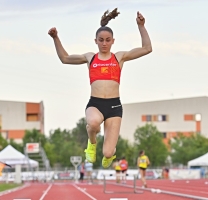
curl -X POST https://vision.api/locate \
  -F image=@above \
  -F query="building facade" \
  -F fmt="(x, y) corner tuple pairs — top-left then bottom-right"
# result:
(120, 96), (208, 144)
(0, 100), (44, 143)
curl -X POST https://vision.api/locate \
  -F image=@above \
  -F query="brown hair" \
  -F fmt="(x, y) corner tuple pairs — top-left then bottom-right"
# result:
(139, 150), (144, 156)
(96, 8), (120, 38)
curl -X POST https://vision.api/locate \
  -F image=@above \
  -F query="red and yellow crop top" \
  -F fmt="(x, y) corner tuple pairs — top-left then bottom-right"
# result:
(89, 53), (121, 84)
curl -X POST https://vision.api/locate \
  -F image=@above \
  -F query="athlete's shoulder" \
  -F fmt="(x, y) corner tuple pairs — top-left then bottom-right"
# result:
(115, 51), (126, 59)
(84, 52), (96, 63)
(84, 52), (96, 58)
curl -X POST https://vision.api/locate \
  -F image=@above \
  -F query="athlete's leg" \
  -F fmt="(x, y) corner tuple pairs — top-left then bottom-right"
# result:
(85, 107), (104, 144)
(84, 107), (103, 163)
(143, 170), (147, 187)
(116, 171), (121, 183)
(122, 170), (127, 183)
(102, 117), (121, 168)
(103, 117), (121, 158)
(140, 169), (147, 187)
(140, 169), (144, 185)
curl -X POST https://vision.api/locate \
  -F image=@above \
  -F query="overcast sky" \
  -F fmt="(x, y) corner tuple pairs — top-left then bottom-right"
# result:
(0, 0), (208, 136)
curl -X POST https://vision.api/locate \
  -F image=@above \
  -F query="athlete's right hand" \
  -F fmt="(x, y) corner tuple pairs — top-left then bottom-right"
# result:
(48, 27), (58, 38)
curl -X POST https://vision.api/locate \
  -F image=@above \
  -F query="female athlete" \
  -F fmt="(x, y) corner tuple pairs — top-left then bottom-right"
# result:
(48, 8), (152, 168)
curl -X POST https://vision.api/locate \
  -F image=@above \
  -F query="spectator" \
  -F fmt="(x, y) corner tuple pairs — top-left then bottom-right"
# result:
(85, 160), (93, 184)
(162, 167), (169, 179)
(79, 162), (85, 182)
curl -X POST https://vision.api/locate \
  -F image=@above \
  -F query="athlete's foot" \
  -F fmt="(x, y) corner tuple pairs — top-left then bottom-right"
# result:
(84, 139), (96, 163)
(102, 155), (116, 168)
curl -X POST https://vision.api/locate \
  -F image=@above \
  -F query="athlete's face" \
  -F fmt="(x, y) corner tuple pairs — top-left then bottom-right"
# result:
(95, 31), (114, 53)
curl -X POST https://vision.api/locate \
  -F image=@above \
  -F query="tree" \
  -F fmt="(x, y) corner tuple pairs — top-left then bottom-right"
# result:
(114, 136), (135, 167)
(71, 118), (89, 149)
(23, 129), (47, 147)
(170, 133), (208, 165)
(43, 142), (56, 167)
(48, 128), (84, 167)
(9, 139), (23, 153)
(0, 134), (8, 151)
(134, 123), (168, 167)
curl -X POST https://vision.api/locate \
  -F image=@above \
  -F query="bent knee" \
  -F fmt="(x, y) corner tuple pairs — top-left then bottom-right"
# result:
(87, 120), (100, 131)
(103, 149), (115, 158)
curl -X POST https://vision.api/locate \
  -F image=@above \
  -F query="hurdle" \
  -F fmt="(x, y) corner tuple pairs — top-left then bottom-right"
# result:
(103, 174), (143, 194)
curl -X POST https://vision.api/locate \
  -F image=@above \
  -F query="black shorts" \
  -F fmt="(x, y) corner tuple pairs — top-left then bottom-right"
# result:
(139, 167), (147, 171)
(121, 169), (127, 173)
(86, 96), (123, 121)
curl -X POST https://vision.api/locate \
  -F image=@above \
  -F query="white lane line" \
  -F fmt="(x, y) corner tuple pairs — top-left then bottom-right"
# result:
(13, 199), (31, 200)
(39, 184), (52, 200)
(107, 182), (208, 200)
(73, 184), (97, 200)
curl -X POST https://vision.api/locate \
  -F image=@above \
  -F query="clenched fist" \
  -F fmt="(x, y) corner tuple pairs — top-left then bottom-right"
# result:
(136, 12), (145, 26)
(48, 27), (58, 38)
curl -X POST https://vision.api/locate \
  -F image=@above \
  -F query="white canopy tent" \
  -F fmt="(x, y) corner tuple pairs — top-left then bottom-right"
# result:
(0, 145), (39, 168)
(188, 152), (208, 167)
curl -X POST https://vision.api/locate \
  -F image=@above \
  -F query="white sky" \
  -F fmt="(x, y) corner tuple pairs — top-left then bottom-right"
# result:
(0, 0), (208, 136)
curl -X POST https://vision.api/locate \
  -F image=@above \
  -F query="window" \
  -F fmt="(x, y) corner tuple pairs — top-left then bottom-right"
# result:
(27, 114), (39, 121)
(158, 115), (168, 122)
(162, 115), (166, 121)
(184, 114), (194, 121)
(142, 114), (168, 122)
(152, 115), (157, 121)
(162, 132), (167, 138)
(146, 115), (152, 121)
(142, 115), (146, 122)
(157, 115), (163, 121)
(195, 114), (201, 122)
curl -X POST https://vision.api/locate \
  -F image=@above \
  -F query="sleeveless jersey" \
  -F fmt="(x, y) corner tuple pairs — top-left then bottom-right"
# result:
(114, 162), (121, 171)
(120, 159), (128, 170)
(89, 53), (121, 84)
(138, 155), (148, 169)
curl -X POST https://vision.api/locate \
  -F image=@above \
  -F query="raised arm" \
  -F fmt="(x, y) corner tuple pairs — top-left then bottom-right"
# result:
(48, 27), (92, 65)
(116, 12), (152, 64)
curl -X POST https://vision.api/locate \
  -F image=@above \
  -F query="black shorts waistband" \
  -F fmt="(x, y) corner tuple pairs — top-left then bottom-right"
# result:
(90, 96), (120, 101)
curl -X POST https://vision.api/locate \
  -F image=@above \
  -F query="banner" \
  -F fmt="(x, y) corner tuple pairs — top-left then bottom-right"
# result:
(54, 172), (74, 180)
(169, 169), (200, 180)
(145, 169), (159, 179)
(26, 143), (40, 153)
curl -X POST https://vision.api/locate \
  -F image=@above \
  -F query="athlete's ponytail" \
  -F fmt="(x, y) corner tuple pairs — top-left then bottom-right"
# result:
(100, 8), (120, 27)
(96, 8), (120, 38)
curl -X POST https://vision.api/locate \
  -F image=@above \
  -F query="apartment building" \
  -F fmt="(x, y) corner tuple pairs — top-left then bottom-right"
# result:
(0, 100), (44, 143)
(120, 96), (207, 144)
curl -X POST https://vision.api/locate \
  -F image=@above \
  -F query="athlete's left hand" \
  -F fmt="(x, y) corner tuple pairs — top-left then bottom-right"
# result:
(136, 12), (145, 26)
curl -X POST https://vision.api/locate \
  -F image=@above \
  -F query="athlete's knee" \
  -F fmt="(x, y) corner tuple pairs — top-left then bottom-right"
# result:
(86, 119), (100, 132)
(103, 149), (115, 158)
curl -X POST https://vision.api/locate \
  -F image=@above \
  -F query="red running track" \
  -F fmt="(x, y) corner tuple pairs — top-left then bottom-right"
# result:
(0, 179), (207, 200)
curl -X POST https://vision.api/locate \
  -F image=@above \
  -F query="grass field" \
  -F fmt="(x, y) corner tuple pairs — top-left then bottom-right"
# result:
(0, 183), (23, 192)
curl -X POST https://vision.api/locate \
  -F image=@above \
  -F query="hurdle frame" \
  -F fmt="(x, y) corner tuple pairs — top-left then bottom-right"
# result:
(103, 174), (143, 194)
